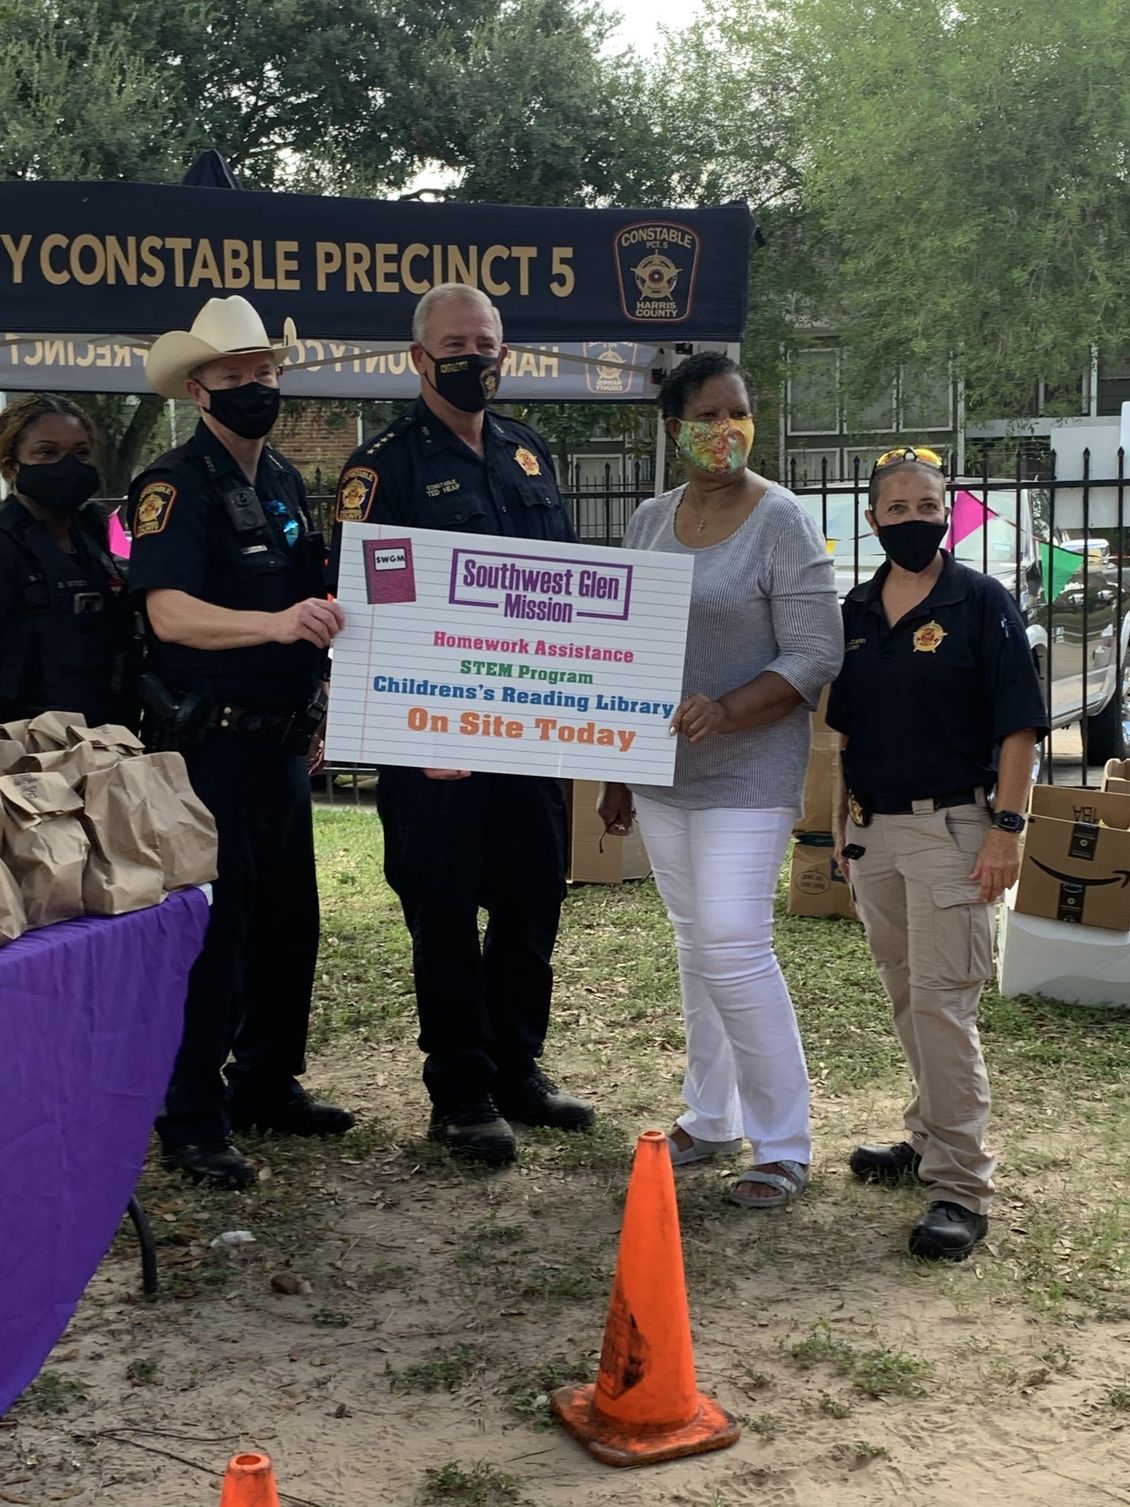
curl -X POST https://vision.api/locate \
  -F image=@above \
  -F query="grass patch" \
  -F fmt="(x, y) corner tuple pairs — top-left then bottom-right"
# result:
(20, 1372), (88, 1414)
(786, 1321), (931, 1398)
(389, 1344), (480, 1394)
(420, 1461), (522, 1505)
(125, 1358), (157, 1386)
(818, 1391), (852, 1418)
(504, 1355), (593, 1427)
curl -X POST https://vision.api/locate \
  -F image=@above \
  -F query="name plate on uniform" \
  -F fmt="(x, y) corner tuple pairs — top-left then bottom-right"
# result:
(327, 524), (692, 783)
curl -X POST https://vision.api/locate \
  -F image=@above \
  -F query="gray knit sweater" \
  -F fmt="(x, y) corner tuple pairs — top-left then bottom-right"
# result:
(624, 484), (844, 810)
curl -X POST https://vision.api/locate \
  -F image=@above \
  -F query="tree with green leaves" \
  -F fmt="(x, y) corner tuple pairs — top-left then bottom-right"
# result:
(780, 0), (1130, 418)
(1, 0), (672, 490)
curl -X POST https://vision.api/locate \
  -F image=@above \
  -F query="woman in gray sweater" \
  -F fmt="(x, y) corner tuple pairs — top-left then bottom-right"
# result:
(600, 353), (843, 1208)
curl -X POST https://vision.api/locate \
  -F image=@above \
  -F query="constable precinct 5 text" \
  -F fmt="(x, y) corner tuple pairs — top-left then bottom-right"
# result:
(0, 233), (575, 299)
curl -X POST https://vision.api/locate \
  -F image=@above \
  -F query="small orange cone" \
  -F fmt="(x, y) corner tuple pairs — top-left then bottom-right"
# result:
(218, 1452), (280, 1507)
(551, 1129), (740, 1467)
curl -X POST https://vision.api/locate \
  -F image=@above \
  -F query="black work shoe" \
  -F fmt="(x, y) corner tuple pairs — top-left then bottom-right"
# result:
(849, 1139), (923, 1185)
(495, 1068), (595, 1131)
(161, 1139), (254, 1190)
(429, 1098), (517, 1165)
(229, 1091), (355, 1137)
(909, 1200), (989, 1262)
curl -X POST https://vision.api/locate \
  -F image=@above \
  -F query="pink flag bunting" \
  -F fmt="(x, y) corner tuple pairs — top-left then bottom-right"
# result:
(107, 509), (131, 558)
(945, 489), (996, 550)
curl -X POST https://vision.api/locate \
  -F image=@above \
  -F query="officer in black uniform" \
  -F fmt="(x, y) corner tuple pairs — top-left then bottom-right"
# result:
(828, 446), (1048, 1261)
(0, 393), (137, 727)
(332, 282), (594, 1166)
(128, 295), (353, 1189)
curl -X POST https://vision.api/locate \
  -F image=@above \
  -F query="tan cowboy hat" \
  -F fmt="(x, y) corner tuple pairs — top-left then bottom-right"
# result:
(146, 295), (297, 398)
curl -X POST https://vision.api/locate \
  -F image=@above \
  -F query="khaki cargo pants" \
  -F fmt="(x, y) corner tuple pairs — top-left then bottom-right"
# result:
(848, 798), (996, 1214)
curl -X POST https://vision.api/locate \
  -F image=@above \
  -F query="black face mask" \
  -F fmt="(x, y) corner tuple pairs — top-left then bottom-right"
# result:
(878, 519), (948, 573)
(424, 351), (501, 413)
(15, 454), (101, 516)
(202, 380), (281, 439)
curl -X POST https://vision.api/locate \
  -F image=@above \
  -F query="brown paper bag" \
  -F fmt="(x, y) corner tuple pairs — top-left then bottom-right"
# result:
(138, 752), (218, 889)
(0, 720), (31, 746)
(80, 761), (167, 915)
(0, 854), (27, 945)
(12, 743), (122, 786)
(0, 772), (89, 927)
(0, 742), (25, 775)
(67, 723), (145, 759)
(26, 710), (88, 753)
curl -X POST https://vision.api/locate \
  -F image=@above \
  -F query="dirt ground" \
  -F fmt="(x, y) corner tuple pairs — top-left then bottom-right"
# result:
(5, 1020), (1130, 1507)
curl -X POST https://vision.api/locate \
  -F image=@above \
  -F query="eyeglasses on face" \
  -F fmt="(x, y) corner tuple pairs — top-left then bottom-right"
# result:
(871, 446), (945, 474)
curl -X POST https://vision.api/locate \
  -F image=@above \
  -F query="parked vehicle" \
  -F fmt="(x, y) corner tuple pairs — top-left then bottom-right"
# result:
(792, 481), (1130, 760)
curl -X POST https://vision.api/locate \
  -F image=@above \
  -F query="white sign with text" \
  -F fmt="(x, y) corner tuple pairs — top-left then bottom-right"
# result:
(326, 523), (693, 783)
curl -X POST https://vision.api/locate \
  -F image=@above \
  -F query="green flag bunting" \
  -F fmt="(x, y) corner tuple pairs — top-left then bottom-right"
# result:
(1038, 540), (1082, 601)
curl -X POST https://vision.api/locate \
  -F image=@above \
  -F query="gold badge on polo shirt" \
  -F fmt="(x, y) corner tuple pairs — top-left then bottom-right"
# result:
(913, 621), (947, 653)
(514, 446), (541, 477)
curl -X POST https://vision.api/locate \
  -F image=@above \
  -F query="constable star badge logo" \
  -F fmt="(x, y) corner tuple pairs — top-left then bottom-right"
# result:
(336, 467), (378, 524)
(912, 621), (947, 653)
(133, 481), (176, 537)
(613, 221), (700, 323)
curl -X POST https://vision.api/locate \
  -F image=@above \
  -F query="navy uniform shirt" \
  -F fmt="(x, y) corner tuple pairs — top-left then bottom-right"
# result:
(127, 420), (325, 713)
(0, 499), (133, 724)
(330, 398), (575, 580)
(825, 552), (1050, 804)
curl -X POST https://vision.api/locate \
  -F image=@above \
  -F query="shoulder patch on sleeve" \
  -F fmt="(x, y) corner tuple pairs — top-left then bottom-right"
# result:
(335, 466), (379, 523)
(133, 481), (177, 538)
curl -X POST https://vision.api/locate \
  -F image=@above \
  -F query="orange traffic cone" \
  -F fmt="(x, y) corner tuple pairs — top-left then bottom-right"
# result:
(218, 1452), (280, 1507)
(552, 1129), (740, 1467)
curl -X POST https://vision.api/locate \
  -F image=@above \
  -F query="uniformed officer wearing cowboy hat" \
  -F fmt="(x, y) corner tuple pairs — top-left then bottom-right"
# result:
(128, 295), (353, 1189)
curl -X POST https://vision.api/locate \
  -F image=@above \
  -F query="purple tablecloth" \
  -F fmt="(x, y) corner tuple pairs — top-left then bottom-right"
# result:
(0, 888), (209, 1414)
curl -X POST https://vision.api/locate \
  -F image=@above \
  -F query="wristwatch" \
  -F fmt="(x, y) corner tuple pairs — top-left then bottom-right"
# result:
(991, 809), (1026, 833)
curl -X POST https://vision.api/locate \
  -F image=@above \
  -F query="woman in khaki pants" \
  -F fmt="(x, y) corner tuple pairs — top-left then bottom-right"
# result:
(828, 446), (1048, 1262)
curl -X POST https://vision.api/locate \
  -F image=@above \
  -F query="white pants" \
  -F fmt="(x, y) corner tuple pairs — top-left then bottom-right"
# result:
(634, 797), (811, 1164)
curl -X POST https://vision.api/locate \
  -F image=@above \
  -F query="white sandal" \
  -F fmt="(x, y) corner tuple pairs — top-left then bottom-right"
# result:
(666, 1131), (744, 1167)
(727, 1160), (810, 1209)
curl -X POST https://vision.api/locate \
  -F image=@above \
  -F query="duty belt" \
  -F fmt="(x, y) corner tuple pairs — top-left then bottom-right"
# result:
(848, 788), (988, 825)
(207, 701), (297, 744)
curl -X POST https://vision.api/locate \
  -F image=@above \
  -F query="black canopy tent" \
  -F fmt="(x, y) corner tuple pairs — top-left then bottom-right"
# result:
(0, 161), (756, 487)
(0, 159), (753, 397)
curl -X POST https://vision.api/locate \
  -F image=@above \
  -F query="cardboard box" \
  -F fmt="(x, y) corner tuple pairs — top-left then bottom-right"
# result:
(1014, 785), (1130, 931)
(1102, 758), (1130, 796)
(787, 835), (858, 920)
(795, 686), (840, 835)
(997, 889), (1130, 1006)
(566, 779), (651, 884)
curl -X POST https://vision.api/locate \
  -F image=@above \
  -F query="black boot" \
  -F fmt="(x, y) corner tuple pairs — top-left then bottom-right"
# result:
(909, 1201), (988, 1262)
(849, 1139), (922, 1185)
(161, 1139), (254, 1190)
(229, 1089), (355, 1137)
(429, 1097), (517, 1165)
(495, 1067), (595, 1131)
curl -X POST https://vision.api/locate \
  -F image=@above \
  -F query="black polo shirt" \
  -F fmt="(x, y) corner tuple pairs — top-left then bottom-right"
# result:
(330, 398), (576, 574)
(825, 552), (1049, 804)
(127, 421), (325, 713)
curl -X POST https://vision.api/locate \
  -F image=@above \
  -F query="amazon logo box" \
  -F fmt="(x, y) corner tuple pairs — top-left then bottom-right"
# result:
(1016, 786), (1130, 932)
(1102, 759), (1130, 797)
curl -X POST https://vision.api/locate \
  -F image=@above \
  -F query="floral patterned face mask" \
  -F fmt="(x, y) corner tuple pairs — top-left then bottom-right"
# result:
(674, 417), (755, 477)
